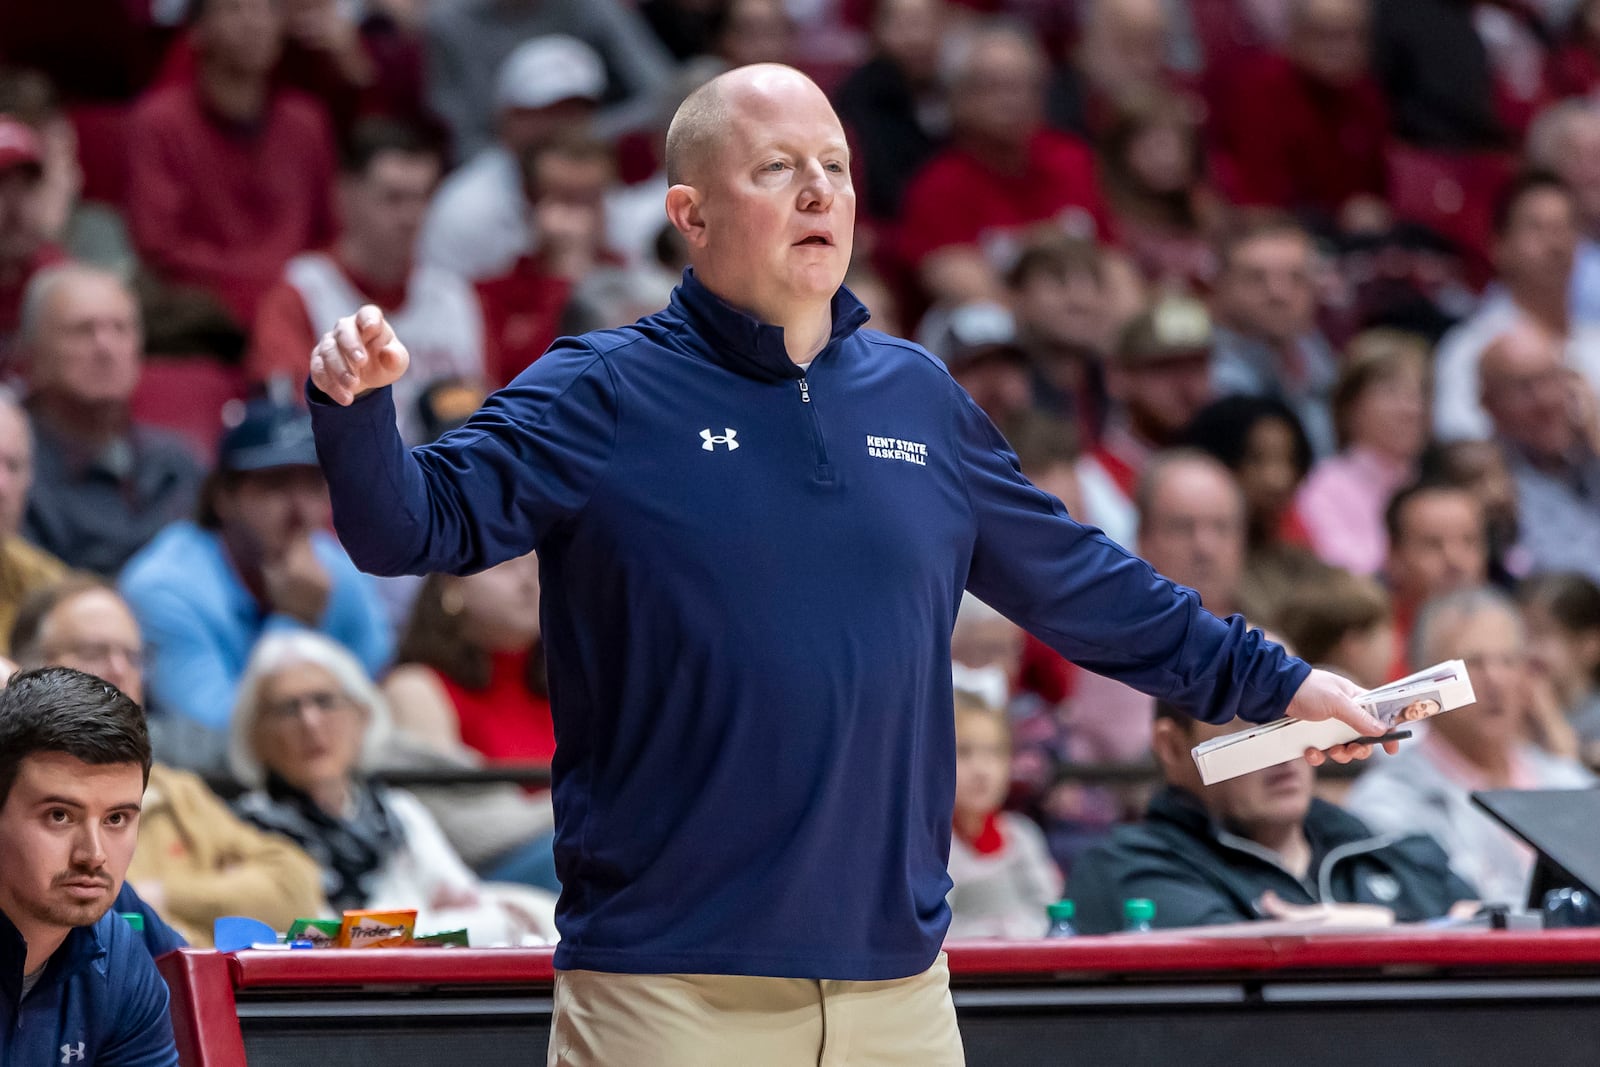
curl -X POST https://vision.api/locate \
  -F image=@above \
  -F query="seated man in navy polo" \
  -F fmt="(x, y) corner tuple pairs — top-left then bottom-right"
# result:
(0, 667), (178, 1065)
(1069, 700), (1479, 934)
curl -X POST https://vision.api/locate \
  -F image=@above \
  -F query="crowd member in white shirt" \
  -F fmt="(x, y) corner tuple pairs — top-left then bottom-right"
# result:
(1525, 99), (1600, 324)
(945, 688), (1062, 940)
(1433, 171), (1600, 443)
(230, 631), (556, 946)
(419, 35), (606, 282)
(249, 119), (485, 446)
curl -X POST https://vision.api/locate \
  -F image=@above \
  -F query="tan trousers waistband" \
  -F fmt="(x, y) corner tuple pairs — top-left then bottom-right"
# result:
(548, 953), (965, 1067)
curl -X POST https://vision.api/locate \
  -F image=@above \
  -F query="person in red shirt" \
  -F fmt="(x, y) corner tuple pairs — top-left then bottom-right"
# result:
(247, 118), (486, 445)
(148, 0), (429, 140)
(1553, 0), (1600, 98)
(897, 24), (1113, 309)
(384, 551), (559, 891)
(1098, 87), (1224, 290)
(126, 0), (338, 328)
(1212, 0), (1390, 231)
(387, 551), (554, 768)
(474, 133), (619, 386)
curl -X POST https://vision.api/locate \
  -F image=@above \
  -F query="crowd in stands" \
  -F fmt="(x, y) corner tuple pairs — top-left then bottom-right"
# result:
(3, 0), (1600, 948)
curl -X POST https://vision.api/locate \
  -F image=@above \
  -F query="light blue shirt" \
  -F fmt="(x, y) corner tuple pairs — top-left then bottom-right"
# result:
(119, 521), (393, 732)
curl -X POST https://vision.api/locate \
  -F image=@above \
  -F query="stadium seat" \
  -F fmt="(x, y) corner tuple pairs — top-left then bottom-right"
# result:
(130, 356), (249, 463)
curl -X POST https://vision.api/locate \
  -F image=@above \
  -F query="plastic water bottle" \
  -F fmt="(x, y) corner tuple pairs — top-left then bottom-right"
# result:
(1123, 898), (1156, 933)
(1046, 900), (1077, 938)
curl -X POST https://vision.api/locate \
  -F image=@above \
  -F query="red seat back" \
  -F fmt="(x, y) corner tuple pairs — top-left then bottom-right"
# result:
(130, 356), (249, 463)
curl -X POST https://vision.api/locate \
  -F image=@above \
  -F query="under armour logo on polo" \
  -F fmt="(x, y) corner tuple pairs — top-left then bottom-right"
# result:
(701, 428), (739, 451)
(61, 1043), (86, 1064)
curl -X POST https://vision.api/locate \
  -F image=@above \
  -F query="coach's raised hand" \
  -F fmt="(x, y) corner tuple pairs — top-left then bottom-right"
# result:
(311, 304), (411, 405)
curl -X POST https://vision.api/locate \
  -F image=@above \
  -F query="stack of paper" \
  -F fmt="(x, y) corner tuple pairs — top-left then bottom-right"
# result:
(1191, 661), (1475, 785)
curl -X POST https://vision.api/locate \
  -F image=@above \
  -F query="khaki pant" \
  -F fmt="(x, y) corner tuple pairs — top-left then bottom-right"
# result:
(547, 953), (965, 1066)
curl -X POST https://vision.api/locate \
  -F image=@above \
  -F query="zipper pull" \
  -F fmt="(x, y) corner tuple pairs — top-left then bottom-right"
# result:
(798, 378), (811, 403)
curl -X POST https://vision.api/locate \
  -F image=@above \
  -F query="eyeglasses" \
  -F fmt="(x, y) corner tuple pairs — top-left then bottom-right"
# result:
(45, 643), (145, 672)
(263, 690), (354, 722)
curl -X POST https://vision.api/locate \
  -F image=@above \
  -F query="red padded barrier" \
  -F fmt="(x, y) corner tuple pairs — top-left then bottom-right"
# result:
(210, 931), (1600, 990)
(950, 931), (1600, 977)
(230, 947), (557, 988)
(158, 933), (1600, 1065)
(158, 949), (247, 1067)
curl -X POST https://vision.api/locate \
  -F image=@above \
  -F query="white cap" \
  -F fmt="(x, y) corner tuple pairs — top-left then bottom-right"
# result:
(495, 35), (607, 112)
(952, 663), (1010, 713)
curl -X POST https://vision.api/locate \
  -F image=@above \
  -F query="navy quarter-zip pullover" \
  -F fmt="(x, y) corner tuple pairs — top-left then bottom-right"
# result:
(0, 907), (177, 1066)
(310, 270), (1310, 980)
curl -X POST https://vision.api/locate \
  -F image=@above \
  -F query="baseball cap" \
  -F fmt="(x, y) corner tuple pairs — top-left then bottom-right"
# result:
(218, 399), (319, 473)
(495, 35), (607, 112)
(0, 116), (43, 176)
(1115, 296), (1214, 367)
(927, 302), (1029, 370)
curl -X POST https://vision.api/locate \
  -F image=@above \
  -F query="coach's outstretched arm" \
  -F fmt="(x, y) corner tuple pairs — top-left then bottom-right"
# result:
(307, 305), (618, 576)
(952, 388), (1393, 768)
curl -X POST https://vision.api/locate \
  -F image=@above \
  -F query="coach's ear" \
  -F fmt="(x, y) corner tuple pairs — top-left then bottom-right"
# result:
(665, 185), (709, 251)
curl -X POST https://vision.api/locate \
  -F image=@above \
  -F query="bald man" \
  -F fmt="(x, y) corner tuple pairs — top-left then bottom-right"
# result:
(1481, 322), (1600, 581)
(306, 64), (1393, 1065)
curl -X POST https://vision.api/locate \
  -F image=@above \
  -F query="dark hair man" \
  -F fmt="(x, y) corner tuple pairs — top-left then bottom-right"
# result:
(0, 666), (177, 1065)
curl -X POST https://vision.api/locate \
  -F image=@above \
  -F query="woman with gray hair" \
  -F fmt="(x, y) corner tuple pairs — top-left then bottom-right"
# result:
(229, 631), (555, 945)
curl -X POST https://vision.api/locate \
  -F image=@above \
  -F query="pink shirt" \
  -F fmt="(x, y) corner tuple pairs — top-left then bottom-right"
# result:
(1296, 447), (1413, 575)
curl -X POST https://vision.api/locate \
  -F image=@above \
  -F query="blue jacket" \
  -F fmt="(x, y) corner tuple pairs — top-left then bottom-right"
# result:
(309, 271), (1309, 980)
(0, 907), (178, 1066)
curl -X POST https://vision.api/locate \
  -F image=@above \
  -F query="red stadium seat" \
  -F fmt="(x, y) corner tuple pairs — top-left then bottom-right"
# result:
(68, 102), (134, 207)
(130, 356), (249, 463)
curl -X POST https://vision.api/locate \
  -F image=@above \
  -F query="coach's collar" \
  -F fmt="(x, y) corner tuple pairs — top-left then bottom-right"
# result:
(670, 269), (870, 382)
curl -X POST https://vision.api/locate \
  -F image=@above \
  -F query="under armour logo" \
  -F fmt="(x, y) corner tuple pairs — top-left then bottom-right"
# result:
(700, 428), (739, 451)
(61, 1043), (85, 1064)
